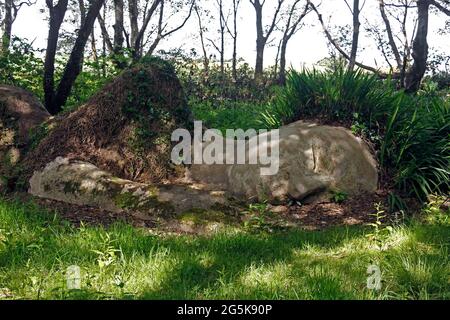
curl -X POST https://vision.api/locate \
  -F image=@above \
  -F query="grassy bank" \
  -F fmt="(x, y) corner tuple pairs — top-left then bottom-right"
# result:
(0, 197), (448, 300)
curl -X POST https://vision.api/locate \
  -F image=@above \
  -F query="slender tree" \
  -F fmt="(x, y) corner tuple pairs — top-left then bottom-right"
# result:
(206, 0), (227, 79)
(227, 0), (241, 81)
(97, 5), (114, 53)
(309, 0), (379, 73)
(346, 0), (362, 71)
(0, 0), (35, 54)
(44, 0), (105, 114)
(278, 0), (310, 84)
(44, 0), (69, 114)
(249, 0), (285, 80)
(1, 0), (13, 53)
(405, 0), (430, 92)
(194, 3), (209, 74)
(113, 0), (124, 54)
(146, 0), (195, 57)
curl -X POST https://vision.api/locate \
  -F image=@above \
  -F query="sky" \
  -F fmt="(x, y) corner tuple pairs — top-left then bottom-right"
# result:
(10, 0), (450, 70)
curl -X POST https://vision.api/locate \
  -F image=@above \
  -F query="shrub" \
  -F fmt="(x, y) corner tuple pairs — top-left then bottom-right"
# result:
(380, 93), (449, 201)
(191, 99), (270, 133)
(259, 66), (393, 129)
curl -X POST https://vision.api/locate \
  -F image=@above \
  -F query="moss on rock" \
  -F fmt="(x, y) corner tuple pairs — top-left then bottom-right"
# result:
(23, 57), (192, 186)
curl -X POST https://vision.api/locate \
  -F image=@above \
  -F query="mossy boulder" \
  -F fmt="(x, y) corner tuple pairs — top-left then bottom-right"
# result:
(23, 57), (192, 187)
(29, 157), (228, 216)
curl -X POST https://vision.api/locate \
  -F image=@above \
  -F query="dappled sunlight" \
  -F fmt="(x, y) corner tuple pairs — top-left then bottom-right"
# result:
(0, 198), (448, 299)
(0, 0), (448, 303)
(238, 262), (293, 293)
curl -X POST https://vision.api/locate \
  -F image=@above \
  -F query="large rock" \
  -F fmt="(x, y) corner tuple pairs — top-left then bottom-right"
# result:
(0, 85), (50, 191)
(0, 85), (49, 145)
(189, 121), (378, 202)
(29, 157), (228, 215)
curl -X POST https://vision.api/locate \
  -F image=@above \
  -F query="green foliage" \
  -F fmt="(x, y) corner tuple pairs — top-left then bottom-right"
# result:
(0, 37), (45, 100)
(120, 59), (190, 153)
(169, 56), (275, 104)
(260, 66), (391, 129)
(427, 72), (450, 91)
(159, 50), (277, 131)
(366, 203), (393, 248)
(242, 203), (282, 234)
(387, 193), (408, 214)
(64, 57), (120, 112)
(380, 94), (450, 201)
(139, 55), (176, 75)
(330, 190), (349, 204)
(423, 195), (450, 226)
(28, 122), (52, 151)
(191, 100), (270, 133)
(0, 37), (122, 113)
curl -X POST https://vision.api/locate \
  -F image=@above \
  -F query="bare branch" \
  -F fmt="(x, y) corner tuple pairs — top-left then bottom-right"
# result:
(430, 0), (450, 15)
(308, 0), (380, 74)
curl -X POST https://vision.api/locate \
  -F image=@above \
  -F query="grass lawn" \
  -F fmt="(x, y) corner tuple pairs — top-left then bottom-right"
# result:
(0, 197), (448, 300)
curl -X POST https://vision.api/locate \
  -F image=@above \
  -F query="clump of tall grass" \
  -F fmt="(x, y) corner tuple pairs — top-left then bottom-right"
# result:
(380, 93), (449, 201)
(260, 66), (449, 202)
(260, 67), (392, 128)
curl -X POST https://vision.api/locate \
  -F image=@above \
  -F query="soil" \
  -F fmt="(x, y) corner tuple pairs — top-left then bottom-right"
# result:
(8, 190), (411, 235)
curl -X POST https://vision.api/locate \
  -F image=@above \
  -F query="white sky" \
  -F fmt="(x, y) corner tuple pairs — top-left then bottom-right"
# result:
(11, 0), (450, 70)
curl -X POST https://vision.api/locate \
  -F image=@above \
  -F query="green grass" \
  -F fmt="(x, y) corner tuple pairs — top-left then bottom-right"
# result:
(0, 197), (448, 300)
(191, 100), (270, 133)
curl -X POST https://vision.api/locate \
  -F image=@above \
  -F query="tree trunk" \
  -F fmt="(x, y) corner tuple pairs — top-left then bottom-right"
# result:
(219, 0), (225, 79)
(254, 0), (265, 80)
(277, 0), (309, 84)
(251, 0), (284, 81)
(91, 30), (98, 62)
(232, 35), (238, 81)
(195, 4), (209, 79)
(133, 0), (162, 60)
(51, 0), (106, 114)
(113, 0), (124, 54)
(97, 12), (114, 53)
(405, 0), (430, 93)
(78, 0), (87, 71)
(44, 0), (69, 115)
(231, 0), (239, 82)
(310, 1), (379, 74)
(101, 3), (107, 77)
(348, 0), (360, 71)
(378, 0), (402, 71)
(128, 0), (139, 55)
(1, 0), (13, 54)
(279, 39), (288, 85)
(146, 0), (164, 56)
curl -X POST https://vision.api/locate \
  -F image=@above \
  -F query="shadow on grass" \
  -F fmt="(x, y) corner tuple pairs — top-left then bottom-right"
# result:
(0, 198), (448, 300)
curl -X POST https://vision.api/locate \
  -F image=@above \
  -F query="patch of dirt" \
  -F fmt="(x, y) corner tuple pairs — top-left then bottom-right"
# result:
(11, 190), (409, 235)
(275, 192), (388, 230)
